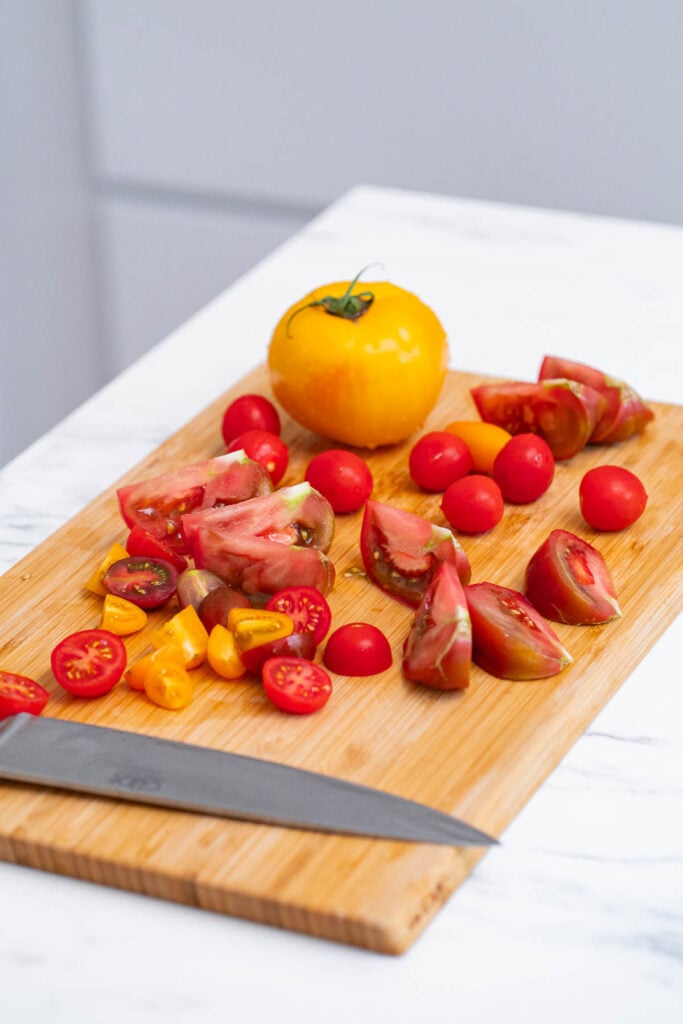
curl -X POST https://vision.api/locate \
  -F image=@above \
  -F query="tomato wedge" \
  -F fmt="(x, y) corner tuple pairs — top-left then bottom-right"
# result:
(524, 529), (621, 625)
(403, 563), (471, 690)
(51, 629), (127, 697)
(0, 671), (50, 719)
(261, 656), (332, 714)
(265, 586), (332, 644)
(126, 525), (188, 573)
(104, 556), (178, 609)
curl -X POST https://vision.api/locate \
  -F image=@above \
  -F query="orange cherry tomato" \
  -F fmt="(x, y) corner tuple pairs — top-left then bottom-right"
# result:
(100, 594), (148, 636)
(443, 421), (512, 474)
(144, 661), (194, 710)
(207, 625), (247, 679)
(148, 605), (209, 669)
(124, 646), (185, 692)
(227, 607), (295, 652)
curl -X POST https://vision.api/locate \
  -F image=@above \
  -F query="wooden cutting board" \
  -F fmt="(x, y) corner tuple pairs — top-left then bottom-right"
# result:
(1, 367), (681, 954)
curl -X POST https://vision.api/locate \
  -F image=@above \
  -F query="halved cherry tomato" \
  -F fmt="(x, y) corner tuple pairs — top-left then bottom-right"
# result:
(84, 542), (129, 596)
(466, 583), (572, 680)
(51, 629), (127, 698)
(100, 594), (148, 636)
(221, 394), (281, 444)
(239, 631), (317, 674)
(144, 661), (194, 710)
(440, 475), (504, 534)
(227, 606), (294, 652)
(403, 563), (471, 690)
(304, 449), (373, 513)
(524, 529), (621, 625)
(226, 430), (288, 485)
(176, 569), (227, 612)
(207, 625), (246, 679)
(408, 432), (473, 492)
(323, 623), (392, 676)
(262, 656), (332, 714)
(492, 433), (555, 504)
(104, 556), (178, 610)
(0, 671), (50, 719)
(124, 646), (185, 692)
(265, 586), (331, 644)
(148, 605), (209, 669)
(126, 525), (188, 573)
(443, 421), (512, 474)
(198, 585), (251, 631)
(579, 465), (648, 531)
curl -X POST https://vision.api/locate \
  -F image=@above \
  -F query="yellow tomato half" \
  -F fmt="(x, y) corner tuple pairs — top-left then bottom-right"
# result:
(268, 279), (448, 448)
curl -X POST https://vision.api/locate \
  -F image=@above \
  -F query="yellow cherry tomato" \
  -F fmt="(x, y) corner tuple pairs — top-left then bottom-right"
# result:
(124, 646), (185, 692)
(100, 594), (148, 636)
(443, 420), (512, 474)
(85, 542), (129, 595)
(227, 607), (294, 652)
(207, 625), (246, 680)
(148, 605), (209, 669)
(268, 276), (448, 448)
(144, 661), (194, 710)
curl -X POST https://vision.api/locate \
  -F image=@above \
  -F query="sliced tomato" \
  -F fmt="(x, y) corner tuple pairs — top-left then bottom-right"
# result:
(265, 586), (331, 644)
(126, 525), (188, 573)
(239, 631), (316, 674)
(104, 556), (178, 609)
(0, 671), (50, 719)
(176, 568), (227, 611)
(323, 623), (392, 676)
(144, 661), (194, 710)
(261, 656), (332, 714)
(538, 355), (654, 443)
(227, 607), (294, 652)
(524, 529), (621, 625)
(206, 625), (246, 679)
(359, 499), (471, 607)
(148, 605), (209, 669)
(181, 482), (335, 553)
(470, 379), (606, 460)
(226, 429), (289, 485)
(192, 530), (335, 597)
(100, 594), (148, 636)
(84, 542), (129, 596)
(117, 452), (272, 553)
(402, 563), (471, 690)
(51, 629), (127, 698)
(466, 582), (572, 680)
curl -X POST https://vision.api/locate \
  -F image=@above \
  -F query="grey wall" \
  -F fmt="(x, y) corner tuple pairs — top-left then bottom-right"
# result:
(2, 0), (682, 465)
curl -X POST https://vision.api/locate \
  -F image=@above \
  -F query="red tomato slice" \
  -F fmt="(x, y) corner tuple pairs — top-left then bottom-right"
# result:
(471, 379), (606, 460)
(117, 452), (272, 553)
(126, 525), (188, 573)
(261, 656), (332, 714)
(51, 629), (127, 698)
(403, 563), (471, 690)
(360, 499), (471, 607)
(323, 623), (392, 676)
(466, 582), (572, 680)
(265, 586), (332, 644)
(524, 529), (621, 624)
(104, 556), (178, 609)
(0, 671), (50, 719)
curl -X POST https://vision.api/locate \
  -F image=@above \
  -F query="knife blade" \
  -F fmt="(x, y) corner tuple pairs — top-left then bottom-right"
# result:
(0, 713), (497, 847)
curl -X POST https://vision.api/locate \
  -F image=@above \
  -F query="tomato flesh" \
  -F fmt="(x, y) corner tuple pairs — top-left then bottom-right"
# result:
(579, 465), (648, 531)
(193, 530), (335, 597)
(104, 556), (178, 609)
(402, 563), (471, 690)
(51, 629), (127, 698)
(126, 525), (188, 573)
(265, 586), (332, 644)
(262, 656), (332, 714)
(305, 449), (373, 513)
(524, 529), (621, 624)
(0, 671), (50, 719)
(323, 623), (392, 676)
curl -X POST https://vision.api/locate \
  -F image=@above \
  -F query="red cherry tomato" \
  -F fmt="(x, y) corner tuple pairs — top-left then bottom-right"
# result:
(221, 394), (281, 444)
(265, 586), (332, 644)
(408, 431), (473, 492)
(492, 433), (555, 503)
(261, 656), (332, 714)
(226, 429), (289, 485)
(440, 475), (504, 534)
(323, 623), (393, 676)
(579, 465), (648, 530)
(104, 556), (178, 609)
(51, 629), (127, 698)
(304, 449), (373, 513)
(0, 671), (50, 719)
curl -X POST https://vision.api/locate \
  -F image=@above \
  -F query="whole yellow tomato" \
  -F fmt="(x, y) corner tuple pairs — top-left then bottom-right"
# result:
(267, 276), (448, 448)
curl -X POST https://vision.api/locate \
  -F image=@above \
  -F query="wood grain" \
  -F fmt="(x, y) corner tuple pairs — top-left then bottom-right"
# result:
(1, 367), (681, 954)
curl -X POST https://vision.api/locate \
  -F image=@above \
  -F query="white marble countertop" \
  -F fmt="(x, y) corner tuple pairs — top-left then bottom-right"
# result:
(1, 186), (681, 1022)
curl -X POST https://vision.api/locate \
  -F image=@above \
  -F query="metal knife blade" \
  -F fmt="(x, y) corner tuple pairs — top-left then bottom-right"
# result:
(0, 714), (497, 847)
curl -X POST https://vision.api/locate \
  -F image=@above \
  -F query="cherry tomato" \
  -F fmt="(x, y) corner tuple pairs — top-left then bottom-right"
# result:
(144, 661), (194, 710)
(84, 542), (129, 596)
(100, 594), (148, 636)
(221, 394), (281, 445)
(524, 529), (621, 624)
(262, 656), (332, 714)
(443, 421), (511, 474)
(149, 605), (209, 669)
(579, 465), (648, 530)
(323, 623), (392, 676)
(265, 586), (332, 644)
(126, 525), (188, 573)
(124, 646), (185, 692)
(104, 556), (178, 609)
(226, 429), (288, 485)
(441, 475), (504, 534)
(176, 569), (226, 612)
(207, 625), (246, 680)
(408, 432), (473, 492)
(227, 607), (294, 652)
(304, 449), (373, 513)
(0, 671), (50, 719)
(492, 433), (555, 503)
(51, 629), (127, 698)
(198, 584), (251, 632)
(239, 631), (316, 674)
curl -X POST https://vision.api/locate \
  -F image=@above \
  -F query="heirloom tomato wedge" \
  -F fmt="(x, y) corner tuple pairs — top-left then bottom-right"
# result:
(193, 531), (335, 597)
(402, 563), (471, 690)
(524, 529), (621, 625)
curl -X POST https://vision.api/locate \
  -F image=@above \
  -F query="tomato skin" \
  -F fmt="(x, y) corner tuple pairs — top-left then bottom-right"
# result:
(265, 586), (332, 644)
(221, 394), (281, 444)
(402, 563), (471, 690)
(226, 430), (288, 485)
(579, 465), (648, 530)
(466, 583), (572, 680)
(193, 529), (335, 597)
(239, 631), (316, 674)
(323, 623), (392, 676)
(409, 432), (473, 492)
(0, 672), (50, 719)
(440, 475), (504, 534)
(198, 584), (251, 631)
(492, 433), (555, 503)
(262, 656), (332, 714)
(268, 279), (448, 448)
(304, 450), (373, 513)
(144, 662), (194, 710)
(149, 605), (209, 669)
(51, 629), (127, 698)
(524, 529), (621, 625)
(126, 526), (188, 573)
(104, 556), (178, 610)
(443, 421), (512, 474)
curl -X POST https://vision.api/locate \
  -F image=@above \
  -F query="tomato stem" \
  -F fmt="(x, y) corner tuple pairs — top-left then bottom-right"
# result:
(286, 265), (380, 335)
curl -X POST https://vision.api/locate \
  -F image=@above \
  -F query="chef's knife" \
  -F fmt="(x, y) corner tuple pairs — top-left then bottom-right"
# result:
(0, 713), (496, 847)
